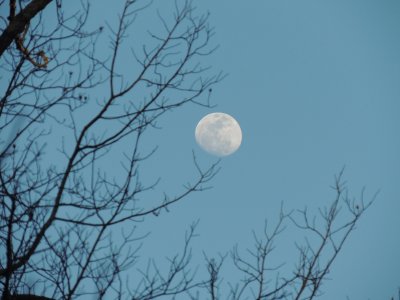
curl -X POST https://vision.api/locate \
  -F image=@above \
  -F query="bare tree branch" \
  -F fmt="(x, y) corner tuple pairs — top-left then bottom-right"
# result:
(1, 1), (222, 298)
(0, 0), (53, 57)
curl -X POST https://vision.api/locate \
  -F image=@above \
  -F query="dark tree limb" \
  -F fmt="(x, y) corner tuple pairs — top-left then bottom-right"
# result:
(0, 1), (222, 298)
(0, 0), (53, 57)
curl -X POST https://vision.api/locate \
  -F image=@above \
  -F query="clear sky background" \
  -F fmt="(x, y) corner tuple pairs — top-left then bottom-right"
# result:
(3, 0), (399, 299)
(121, 0), (400, 299)
(86, 0), (400, 299)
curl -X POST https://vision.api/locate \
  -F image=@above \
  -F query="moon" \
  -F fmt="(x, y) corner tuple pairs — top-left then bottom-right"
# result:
(195, 112), (242, 157)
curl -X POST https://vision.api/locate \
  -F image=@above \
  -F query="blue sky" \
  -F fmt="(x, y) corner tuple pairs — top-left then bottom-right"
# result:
(131, 0), (400, 298)
(2, 0), (399, 298)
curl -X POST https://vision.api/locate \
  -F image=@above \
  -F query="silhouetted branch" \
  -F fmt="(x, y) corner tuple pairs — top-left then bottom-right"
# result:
(0, 0), (53, 58)
(199, 172), (375, 300)
(1, 1), (222, 298)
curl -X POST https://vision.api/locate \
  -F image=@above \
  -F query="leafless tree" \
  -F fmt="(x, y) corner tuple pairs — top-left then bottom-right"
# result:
(0, 1), (380, 300)
(1, 0), (222, 298)
(194, 171), (376, 300)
